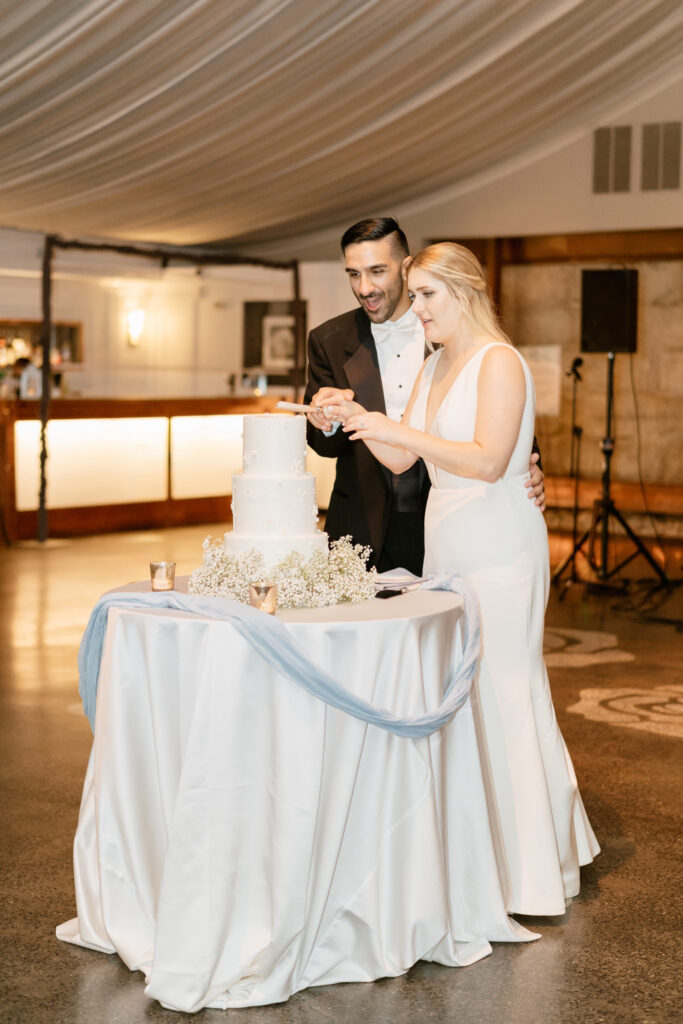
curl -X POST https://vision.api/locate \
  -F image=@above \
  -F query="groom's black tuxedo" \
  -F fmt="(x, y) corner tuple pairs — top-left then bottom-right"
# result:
(304, 308), (428, 573)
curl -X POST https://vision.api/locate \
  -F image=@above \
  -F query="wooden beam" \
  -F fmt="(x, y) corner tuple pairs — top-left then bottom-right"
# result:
(0, 401), (17, 545)
(12, 497), (234, 540)
(484, 237), (502, 310)
(545, 476), (683, 516)
(8, 395), (279, 421)
(434, 229), (683, 264)
(501, 228), (683, 263)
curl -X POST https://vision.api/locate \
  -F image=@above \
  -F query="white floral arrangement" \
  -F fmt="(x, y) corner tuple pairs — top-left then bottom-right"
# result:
(188, 535), (377, 609)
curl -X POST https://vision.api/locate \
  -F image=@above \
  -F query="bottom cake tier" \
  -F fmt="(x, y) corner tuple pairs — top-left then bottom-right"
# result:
(223, 531), (329, 569)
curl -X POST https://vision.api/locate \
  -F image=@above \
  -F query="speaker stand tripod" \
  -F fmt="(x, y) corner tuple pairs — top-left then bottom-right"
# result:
(552, 358), (583, 592)
(555, 352), (671, 586)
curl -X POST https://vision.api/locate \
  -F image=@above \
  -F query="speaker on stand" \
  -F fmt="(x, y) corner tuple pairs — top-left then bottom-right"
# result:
(553, 268), (670, 587)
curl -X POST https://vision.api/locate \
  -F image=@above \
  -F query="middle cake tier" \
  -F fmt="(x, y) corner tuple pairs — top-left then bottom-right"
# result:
(230, 473), (320, 537)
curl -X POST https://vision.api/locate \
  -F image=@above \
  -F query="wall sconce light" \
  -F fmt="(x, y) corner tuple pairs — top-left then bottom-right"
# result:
(127, 308), (146, 347)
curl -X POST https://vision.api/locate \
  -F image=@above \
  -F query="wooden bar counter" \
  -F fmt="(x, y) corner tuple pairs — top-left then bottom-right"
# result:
(1, 396), (279, 542)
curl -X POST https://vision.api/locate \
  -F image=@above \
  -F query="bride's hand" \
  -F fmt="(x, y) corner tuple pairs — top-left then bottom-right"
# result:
(343, 411), (402, 444)
(308, 387), (355, 431)
(321, 397), (366, 424)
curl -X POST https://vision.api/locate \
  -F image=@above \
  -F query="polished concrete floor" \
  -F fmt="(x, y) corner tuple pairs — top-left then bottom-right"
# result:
(0, 526), (681, 1024)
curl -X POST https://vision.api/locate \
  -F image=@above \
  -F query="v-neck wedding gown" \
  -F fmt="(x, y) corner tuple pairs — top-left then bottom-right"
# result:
(410, 342), (600, 916)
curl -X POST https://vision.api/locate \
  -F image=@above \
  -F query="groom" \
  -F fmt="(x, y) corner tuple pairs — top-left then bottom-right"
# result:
(304, 217), (544, 575)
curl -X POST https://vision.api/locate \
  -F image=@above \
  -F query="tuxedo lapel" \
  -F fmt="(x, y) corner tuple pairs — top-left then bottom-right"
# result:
(343, 312), (386, 414)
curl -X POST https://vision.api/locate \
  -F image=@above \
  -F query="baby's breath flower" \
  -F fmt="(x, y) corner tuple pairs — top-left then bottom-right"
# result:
(188, 535), (376, 609)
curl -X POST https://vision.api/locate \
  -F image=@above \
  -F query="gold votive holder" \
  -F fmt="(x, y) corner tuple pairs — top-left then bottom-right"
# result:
(249, 582), (278, 614)
(150, 561), (176, 591)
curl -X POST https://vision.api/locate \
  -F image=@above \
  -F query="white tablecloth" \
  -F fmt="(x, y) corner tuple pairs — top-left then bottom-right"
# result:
(58, 586), (531, 1011)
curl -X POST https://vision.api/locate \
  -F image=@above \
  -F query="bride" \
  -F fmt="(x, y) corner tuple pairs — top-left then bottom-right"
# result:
(324, 242), (600, 916)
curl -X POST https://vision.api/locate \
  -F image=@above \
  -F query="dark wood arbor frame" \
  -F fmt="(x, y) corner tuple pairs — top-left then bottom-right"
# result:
(36, 235), (302, 542)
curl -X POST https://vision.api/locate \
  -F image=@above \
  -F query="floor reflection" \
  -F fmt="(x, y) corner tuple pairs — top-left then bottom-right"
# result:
(0, 526), (680, 1023)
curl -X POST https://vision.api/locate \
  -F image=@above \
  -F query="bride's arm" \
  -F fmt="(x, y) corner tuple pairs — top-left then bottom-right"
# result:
(324, 364), (427, 475)
(344, 346), (526, 482)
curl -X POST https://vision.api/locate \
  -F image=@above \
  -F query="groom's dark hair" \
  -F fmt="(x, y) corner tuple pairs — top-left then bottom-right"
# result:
(340, 217), (409, 258)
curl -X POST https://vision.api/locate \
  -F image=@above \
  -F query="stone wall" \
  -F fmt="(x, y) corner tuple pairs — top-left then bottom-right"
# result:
(501, 259), (683, 487)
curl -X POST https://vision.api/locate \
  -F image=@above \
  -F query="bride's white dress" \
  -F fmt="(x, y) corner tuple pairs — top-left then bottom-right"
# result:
(410, 342), (600, 916)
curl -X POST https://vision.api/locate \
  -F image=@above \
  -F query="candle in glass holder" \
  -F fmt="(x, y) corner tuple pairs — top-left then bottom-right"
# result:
(150, 561), (175, 591)
(248, 582), (278, 614)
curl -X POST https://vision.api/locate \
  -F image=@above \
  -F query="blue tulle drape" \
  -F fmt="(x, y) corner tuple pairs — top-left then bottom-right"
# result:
(78, 574), (480, 739)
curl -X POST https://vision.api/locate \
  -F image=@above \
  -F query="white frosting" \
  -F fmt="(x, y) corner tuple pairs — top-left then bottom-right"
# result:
(231, 475), (319, 536)
(242, 414), (307, 477)
(225, 413), (328, 568)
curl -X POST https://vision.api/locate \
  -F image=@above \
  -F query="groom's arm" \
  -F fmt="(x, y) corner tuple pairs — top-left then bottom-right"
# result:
(528, 438), (545, 510)
(304, 328), (354, 459)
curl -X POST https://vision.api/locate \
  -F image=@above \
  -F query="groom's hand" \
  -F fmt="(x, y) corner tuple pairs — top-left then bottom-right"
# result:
(526, 453), (546, 512)
(308, 387), (355, 432)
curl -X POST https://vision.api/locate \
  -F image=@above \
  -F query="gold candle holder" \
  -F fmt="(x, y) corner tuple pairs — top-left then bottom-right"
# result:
(248, 582), (278, 614)
(150, 561), (176, 591)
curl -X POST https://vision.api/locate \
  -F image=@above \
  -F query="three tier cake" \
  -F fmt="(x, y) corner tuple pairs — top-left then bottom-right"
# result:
(224, 414), (328, 569)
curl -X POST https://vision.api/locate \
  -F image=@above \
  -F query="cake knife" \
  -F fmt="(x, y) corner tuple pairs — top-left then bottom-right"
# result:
(275, 401), (314, 413)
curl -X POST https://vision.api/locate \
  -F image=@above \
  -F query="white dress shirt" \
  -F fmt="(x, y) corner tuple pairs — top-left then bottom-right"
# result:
(370, 307), (425, 422)
(322, 307), (425, 435)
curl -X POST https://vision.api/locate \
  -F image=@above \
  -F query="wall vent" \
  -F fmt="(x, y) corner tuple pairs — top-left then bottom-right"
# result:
(593, 126), (631, 193)
(641, 122), (681, 190)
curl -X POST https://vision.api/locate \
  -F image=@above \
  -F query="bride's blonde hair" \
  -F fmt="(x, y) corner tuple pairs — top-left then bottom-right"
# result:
(407, 242), (510, 345)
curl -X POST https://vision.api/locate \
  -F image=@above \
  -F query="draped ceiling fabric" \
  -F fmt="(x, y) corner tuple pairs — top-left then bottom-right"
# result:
(0, 0), (681, 255)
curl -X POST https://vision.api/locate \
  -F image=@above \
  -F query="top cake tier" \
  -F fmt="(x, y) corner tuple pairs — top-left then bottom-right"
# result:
(242, 413), (307, 477)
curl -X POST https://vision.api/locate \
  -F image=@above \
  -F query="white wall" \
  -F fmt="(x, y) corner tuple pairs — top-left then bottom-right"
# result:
(400, 77), (683, 248)
(0, 230), (351, 398)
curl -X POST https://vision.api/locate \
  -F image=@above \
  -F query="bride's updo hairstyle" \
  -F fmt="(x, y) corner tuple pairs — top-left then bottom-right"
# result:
(407, 242), (510, 345)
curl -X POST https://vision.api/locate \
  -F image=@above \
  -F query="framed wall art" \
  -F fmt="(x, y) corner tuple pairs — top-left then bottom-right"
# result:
(243, 301), (307, 386)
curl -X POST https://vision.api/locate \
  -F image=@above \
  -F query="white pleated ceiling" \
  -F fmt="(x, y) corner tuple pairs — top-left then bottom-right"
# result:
(0, 0), (681, 251)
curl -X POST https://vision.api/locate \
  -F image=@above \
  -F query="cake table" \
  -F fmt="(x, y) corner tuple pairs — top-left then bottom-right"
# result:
(57, 581), (528, 1011)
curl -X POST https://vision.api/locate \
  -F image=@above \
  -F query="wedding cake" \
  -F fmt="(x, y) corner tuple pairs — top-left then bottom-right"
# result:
(224, 414), (328, 568)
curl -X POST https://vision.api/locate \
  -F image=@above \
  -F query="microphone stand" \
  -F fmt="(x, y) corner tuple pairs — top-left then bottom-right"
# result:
(552, 357), (584, 592)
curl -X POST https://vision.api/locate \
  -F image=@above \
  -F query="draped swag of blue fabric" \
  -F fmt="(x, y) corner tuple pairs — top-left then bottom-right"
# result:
(78, 574), (480, 739)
